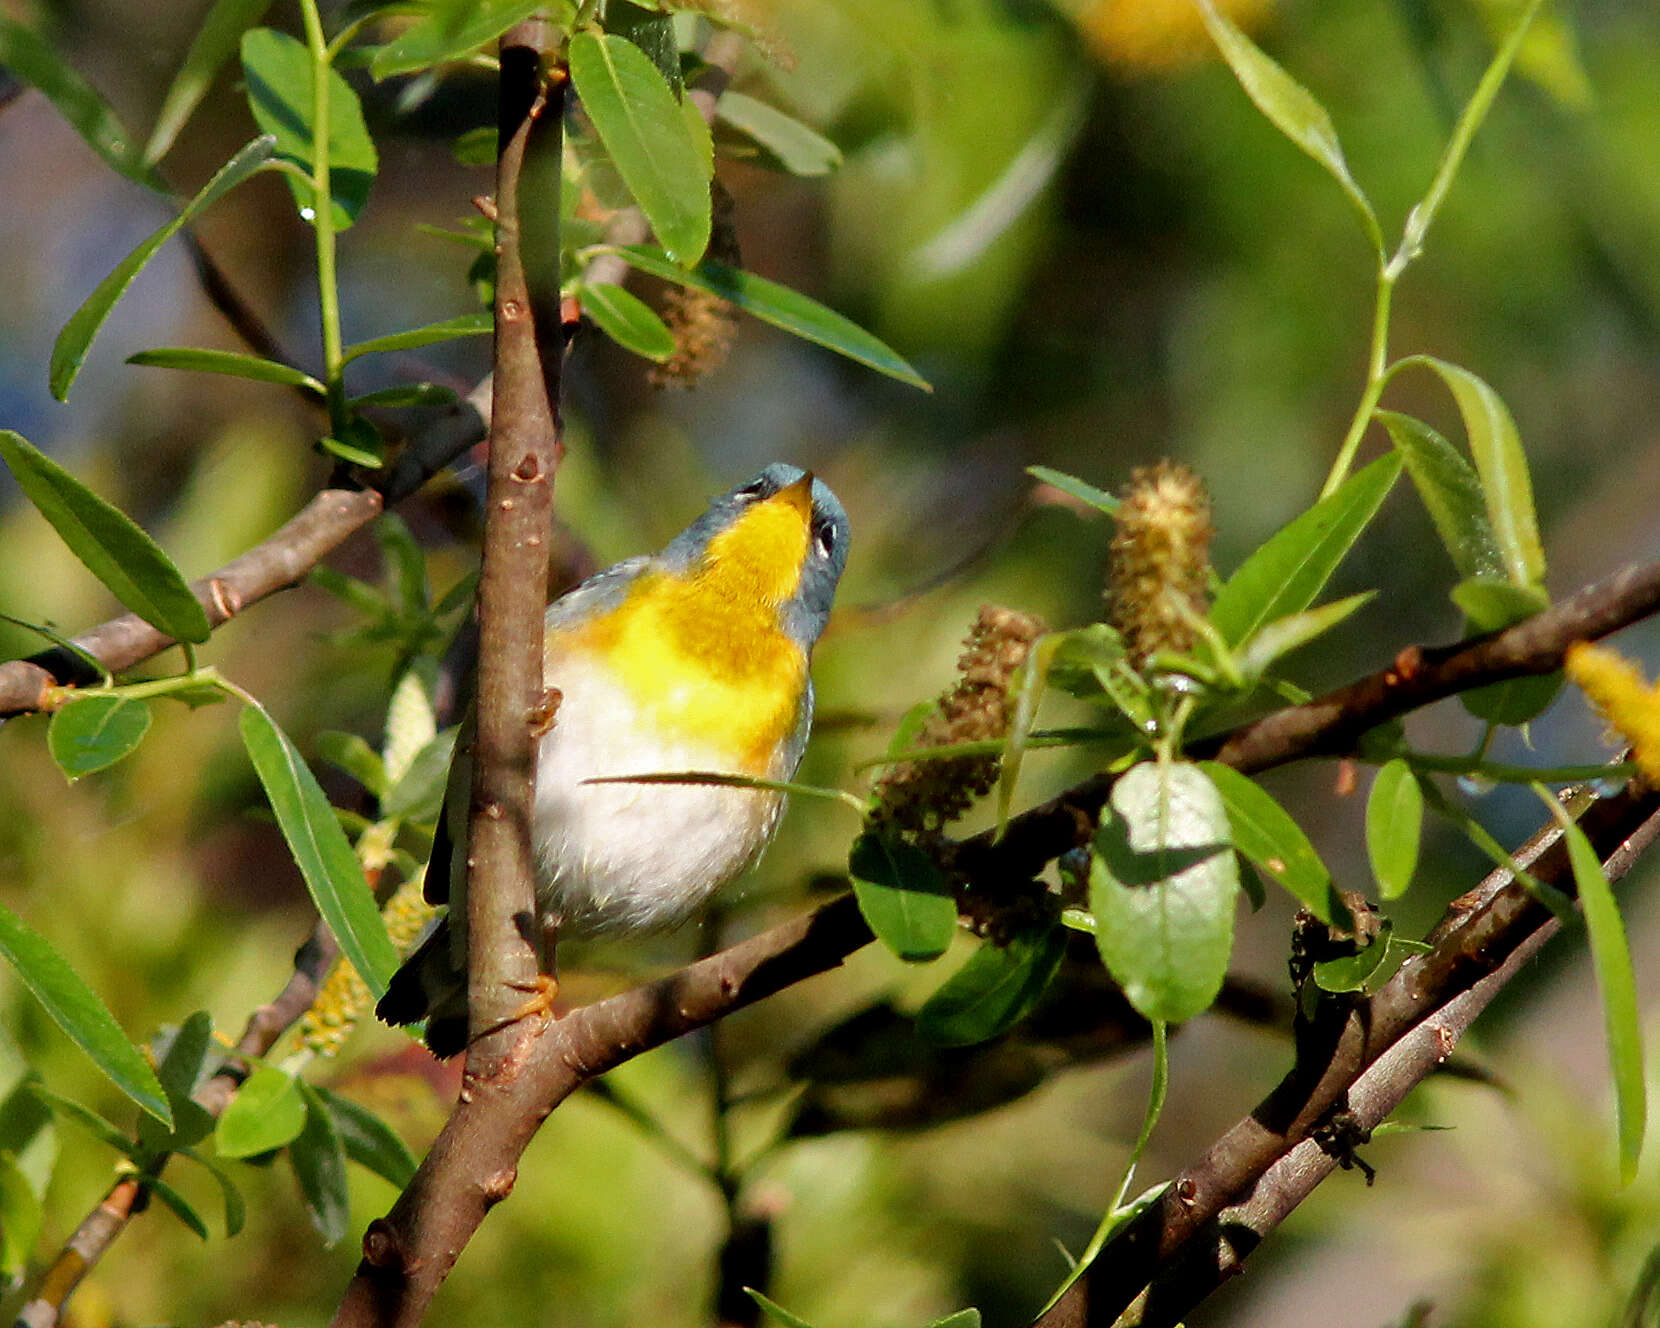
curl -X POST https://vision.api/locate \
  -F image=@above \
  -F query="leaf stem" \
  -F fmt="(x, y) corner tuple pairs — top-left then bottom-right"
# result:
(299, 0), (346, 439)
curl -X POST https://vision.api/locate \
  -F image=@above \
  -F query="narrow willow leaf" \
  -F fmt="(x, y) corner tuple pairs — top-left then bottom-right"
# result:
(1453, 576), (1560, 725)
(579, 282), (677, 361)
(136, 1010), (216, 1155)
(0, 902), (170, 1126)
(915, 922), (1067, 1047)
(346, 383), (459, 409)
(606, 245), (929, 390)
(1366, 759), (1423, 900)
(369, 0), (543, 79)
(1090, 762), (1237, 1023)
(0, 431), (211, 643)
(1235, 591), (1376, 680)
(0, 1151), (43, 1279)
(1411, 357), (1544, 588)
(127, 347), (323, 394)
(380, 729), (457, 823)
(51, 135), (274, 399)
(1026, 465), (1120, 515)
(0, 18), (155, 186)
(143, 0), (274, 166)
(848, 832), (957, 963)
(239, 707), (399, 994)
(25, 1083), (139, 1156)
(241, 27), (379, 228)
(927, 1313), (983, 1328)
(215, 1063), (306, 1158)
(47, 695), (153, 780)
(1379, 410), (1503, 580)
(146, 1174), (209, 1239)
(996, 634), (1062, 837)
(177, 1145), (247, 1236)
(1194, 0), (1382, 254)
(292, 1082), (350, 1245)
(313, 1086), (418, 1188)
(1211, 452), (1401, 646)
(342, 312), (492, 363)
(746, 1290), (820, 1328)
(569, 31), (710, 265)
(1199, 762), (1335, 922)
(1539, 788), (1645, 1185)
(717, 91), (841, 176)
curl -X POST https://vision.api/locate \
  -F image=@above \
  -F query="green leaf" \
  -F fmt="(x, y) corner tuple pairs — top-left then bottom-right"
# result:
(1045, 622), (1126, 703)
(568, 31), (711, 266)
(927, 1314), (983, 1328)
(24, 1083), (139, 1157)
(996, 633), (1062, 837)
(241, 27), (378, 229)
(1211, 451), (1401, 647)
(313, 1086), (418, 1188)
(745, 1290), (820, 1328)
(315, 730), (387, 797)
(605, 245), (930, 390)
(143, 0), (274, 166)
(380, 730), (457, 823)
(51, 135), (275, 399)
(1199, 762), (1335, 922)
(916, 921), (1066, 1047)
(177, 1145), (247, 1236)
(717, 91), (841, 176)
(848, 832), (957, 963)
(0, 1150), (43, 1278)
(578, 282), (677, 362)
(1235, 592), (1376, 680)
(0, 903), (170, 1127)
(0, 18), (156, 186)
(47, 695), (153, 780)
(1026, 465), (1120, 515)
(1194, 0), (1381, 254)
(347, 382), (460, 409)
(126, 347), (323, 394)
(136, 1011), (217, 1156)
(215, 1063), (306, 1158)
(369, 0), (544, 79)
(1452, 576), (1560, 725)
(145, 1173), (210, 1240)
(1090, 761), (1238, 1023)
(239, 706), (399, 995)
(1366, 759), (1423, 900)
(0, 431), (212, 643)
(1312, 919), (1416, 993)
(291, 1081), (350, 1245)
(1409, 357), (1544, 588)
(342, 312), (492, 363)
(1379, 411), (1503, 581)
(1538, 788), (1645, 1185)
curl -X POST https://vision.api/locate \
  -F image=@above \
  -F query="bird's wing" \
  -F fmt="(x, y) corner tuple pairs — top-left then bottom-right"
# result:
(544, 554), (655, 634)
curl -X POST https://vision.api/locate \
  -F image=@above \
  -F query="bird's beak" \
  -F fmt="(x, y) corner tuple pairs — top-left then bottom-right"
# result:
(775, 471), (815, 517)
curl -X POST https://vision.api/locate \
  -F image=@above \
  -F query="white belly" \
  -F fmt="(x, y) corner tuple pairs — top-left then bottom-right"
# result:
(532, 654), (790, 935)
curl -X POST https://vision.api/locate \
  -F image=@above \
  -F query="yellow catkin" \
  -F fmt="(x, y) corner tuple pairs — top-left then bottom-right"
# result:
(1106, 460), (1213, 665)
(1077, 0), (1272, 73)
(873, 605), (1047, 834)
(298, 874), (437, 1057)
(1565, 641), (1660, 786)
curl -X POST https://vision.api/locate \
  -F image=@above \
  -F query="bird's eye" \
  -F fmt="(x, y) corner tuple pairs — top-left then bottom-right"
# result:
(813, 521), (837, 560)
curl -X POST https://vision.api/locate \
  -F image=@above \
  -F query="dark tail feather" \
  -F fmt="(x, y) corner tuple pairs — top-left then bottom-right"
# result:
(376, 917), (469, 1058)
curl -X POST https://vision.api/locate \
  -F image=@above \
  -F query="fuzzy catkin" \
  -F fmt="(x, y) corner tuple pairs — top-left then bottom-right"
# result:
(1106, 460), (1213, 665)
(298, 874), (436, 1057)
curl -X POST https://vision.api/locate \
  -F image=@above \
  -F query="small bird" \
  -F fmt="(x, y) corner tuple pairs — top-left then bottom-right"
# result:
(377, 463), (850, 1055)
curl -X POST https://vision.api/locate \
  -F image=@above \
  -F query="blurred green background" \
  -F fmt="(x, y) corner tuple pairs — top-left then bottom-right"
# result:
(5, 0), (1660, 1324)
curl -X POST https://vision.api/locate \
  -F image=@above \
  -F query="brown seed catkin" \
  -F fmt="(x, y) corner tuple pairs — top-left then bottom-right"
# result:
(1106, 460), (1213, 664)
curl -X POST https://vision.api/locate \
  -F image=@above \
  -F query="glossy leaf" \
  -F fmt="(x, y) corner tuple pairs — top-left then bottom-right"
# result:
(241, 27), (378, 229)
(239, 706), (399, 995)
(916, 922), (1067, 1047)
(51, 135), (275, 399)
(1412, 357), (1544, 587)
(314, 1086), (417, 1188)
(47, 695), (153, 780)
(1211, 451), (1401, 647)
(1235, 592), (1376, 680)
(1194, 0), (1381, 253)
(579, 281), (677, 361)
(143, 0), (273, 166)
(607, 245), (929, 390)
(1542, 791), (1646, 1184)
(0, 431), (211, 643)
(1379, 410), (1503, 580)
(1026, 465), (1120, 515)
(215, 1064), (306, 1158)
(569, 31), (710, 266)
(127, 347), (322, 393)
(342, 312), (492, 363)
(369, 0), (543, 79)
(0, 901), (170, 1126)
(848, 832), (957, 963)
(1199, 762), (1335, 922)
(292, 1081), (350, 1245)
(1090, 761), (1237, 1023)
(608, 1), (681, 90)
(717, 91), (841, 176)
(0, 18), (154, 185)
(1366, 759), (1423, 900)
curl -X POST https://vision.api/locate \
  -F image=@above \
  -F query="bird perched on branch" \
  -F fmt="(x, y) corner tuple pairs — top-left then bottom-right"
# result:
(377, 463), (850, 1056)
